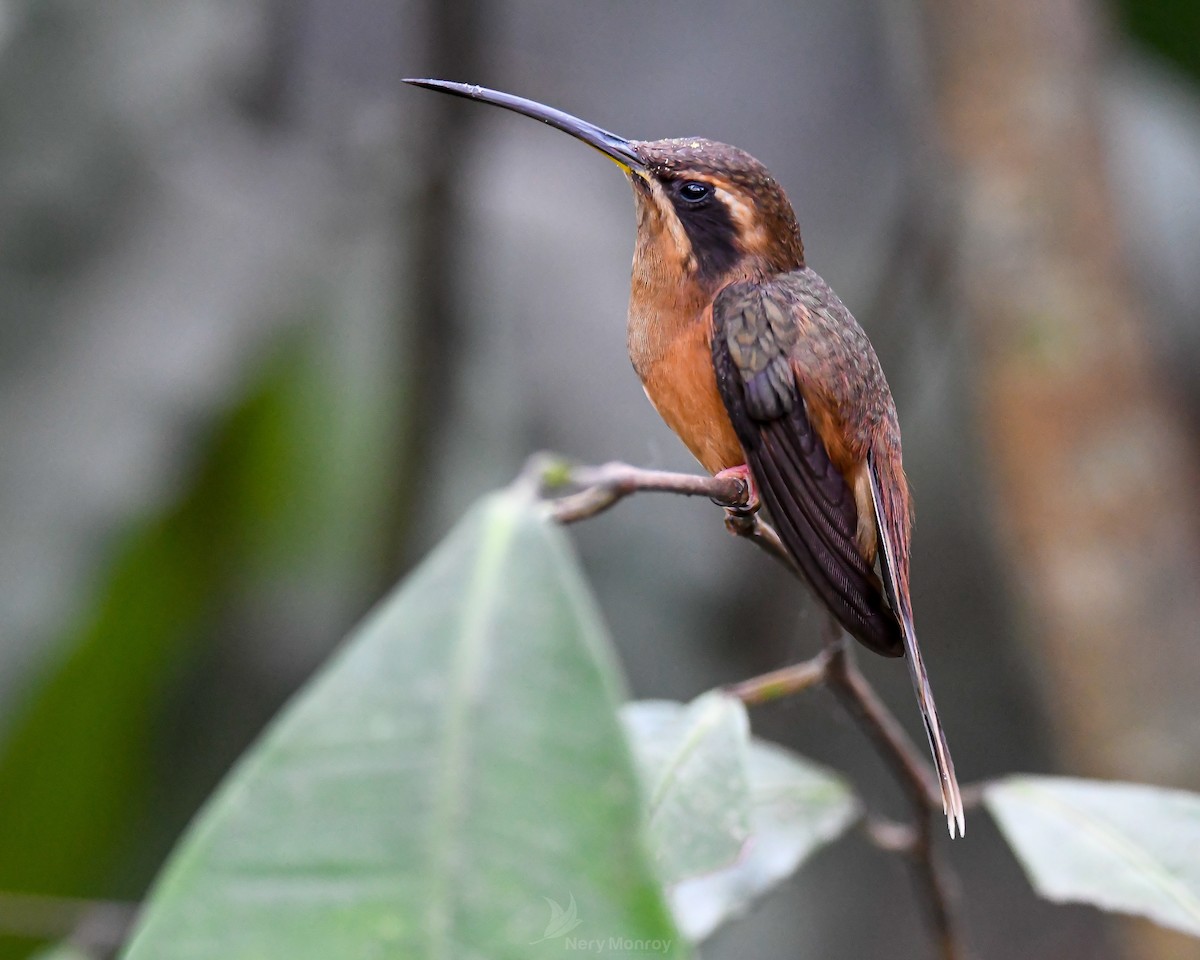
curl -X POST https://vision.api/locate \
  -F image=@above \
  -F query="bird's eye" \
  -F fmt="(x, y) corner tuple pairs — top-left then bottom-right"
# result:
(678, 180), (711, 204)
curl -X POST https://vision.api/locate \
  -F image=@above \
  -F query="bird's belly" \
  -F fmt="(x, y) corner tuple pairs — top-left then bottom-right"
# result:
(638, 323), (744, 475)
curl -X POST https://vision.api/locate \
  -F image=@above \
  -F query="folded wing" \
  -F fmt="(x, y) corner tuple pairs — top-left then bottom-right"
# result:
(711, 281), (902, 657)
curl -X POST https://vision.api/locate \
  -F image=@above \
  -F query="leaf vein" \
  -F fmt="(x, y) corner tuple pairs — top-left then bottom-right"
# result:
(424, 501), (518, 958)
(1023, 783), (1200, 924)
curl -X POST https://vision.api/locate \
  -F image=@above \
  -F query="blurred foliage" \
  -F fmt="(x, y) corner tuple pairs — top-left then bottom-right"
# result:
(0, 327), (395, 958)
(1116, 0), (1200, 81)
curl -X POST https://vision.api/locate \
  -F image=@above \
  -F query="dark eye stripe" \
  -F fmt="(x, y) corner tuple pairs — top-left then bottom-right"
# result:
(664, 178), (738, 280)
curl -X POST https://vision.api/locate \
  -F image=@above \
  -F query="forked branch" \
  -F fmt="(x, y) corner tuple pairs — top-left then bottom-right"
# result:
(525, 453), (966, 960)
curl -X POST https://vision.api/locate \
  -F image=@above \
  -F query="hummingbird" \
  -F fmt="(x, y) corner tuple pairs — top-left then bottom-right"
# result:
(404, 79), (964, 837)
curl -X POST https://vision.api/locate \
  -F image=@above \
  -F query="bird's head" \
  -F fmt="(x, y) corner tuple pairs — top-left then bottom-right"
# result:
(403, 80), (806, 292)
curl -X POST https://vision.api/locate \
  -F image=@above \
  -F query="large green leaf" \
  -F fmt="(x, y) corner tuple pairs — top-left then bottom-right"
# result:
(120, 491), (686, 960)
(986, 775), (1200, 938)
(623, 696), (859, 941)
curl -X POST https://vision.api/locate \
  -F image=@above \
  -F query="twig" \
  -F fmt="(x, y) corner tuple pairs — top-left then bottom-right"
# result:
(0, 891), (138, 956)
(722, 508), (804, 578)
(725, 648), (832, 705)
(529, 456), (748, 522)
(863, 815), (919, 853)
(526, 455), (803, 575)
(824, 638), (941, 810)
(825, 640), (964, 960)
(526, 453), (967, 960)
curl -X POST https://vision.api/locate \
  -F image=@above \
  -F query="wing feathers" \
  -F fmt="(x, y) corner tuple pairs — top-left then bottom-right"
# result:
(757, 416), (872, 610)
(713, 288), (903, 657)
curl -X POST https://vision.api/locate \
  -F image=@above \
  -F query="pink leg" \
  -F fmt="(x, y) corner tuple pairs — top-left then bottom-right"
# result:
(713, 464), (760, 515)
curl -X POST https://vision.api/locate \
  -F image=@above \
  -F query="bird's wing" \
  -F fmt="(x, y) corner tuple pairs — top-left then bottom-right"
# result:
(711, 280), (902, 657)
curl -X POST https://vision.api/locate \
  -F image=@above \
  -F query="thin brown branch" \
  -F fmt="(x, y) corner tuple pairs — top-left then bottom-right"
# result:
(726, 648), (832, 705)
(528, 454), (968, 960)
(722, 508), (804, 578)
(0, 891), (138, 956)
(825, 641), (942, 810)
(526, 455), (804, 577)
(958, 780), (987, 811)
(825, 639), (964, 960)
(525, 456), (749, 523)
(862, 815), (919, 853)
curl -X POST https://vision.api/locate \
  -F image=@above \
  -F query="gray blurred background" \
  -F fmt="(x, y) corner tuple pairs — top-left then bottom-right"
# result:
(1, 0), (1199, 958)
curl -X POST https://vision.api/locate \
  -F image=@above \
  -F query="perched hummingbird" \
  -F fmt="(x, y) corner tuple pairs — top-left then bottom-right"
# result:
(404, 79), (963, 836)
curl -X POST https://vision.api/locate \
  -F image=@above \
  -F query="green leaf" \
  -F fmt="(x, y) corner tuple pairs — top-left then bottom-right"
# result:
(986, 775), (1200, 938)
(621, 693), (751, 885)
(120, 491), (687, 960)
(623, 696), (859, 941)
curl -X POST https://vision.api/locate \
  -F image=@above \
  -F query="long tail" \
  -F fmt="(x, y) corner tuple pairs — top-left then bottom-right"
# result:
(867, 454), (965, 838)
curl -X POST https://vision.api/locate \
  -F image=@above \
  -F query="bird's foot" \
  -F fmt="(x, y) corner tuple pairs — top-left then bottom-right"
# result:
(712, 464), (759, 517)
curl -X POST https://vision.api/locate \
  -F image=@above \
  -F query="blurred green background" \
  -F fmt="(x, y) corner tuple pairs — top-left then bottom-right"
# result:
(1, 1), (1199, 958)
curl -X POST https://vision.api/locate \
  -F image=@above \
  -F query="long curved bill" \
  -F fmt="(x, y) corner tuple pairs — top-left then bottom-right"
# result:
(403, 79), (646, 176)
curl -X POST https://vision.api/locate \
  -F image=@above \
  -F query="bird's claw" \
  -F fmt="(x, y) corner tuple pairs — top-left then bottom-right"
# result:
(712, 465), (760, 518)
